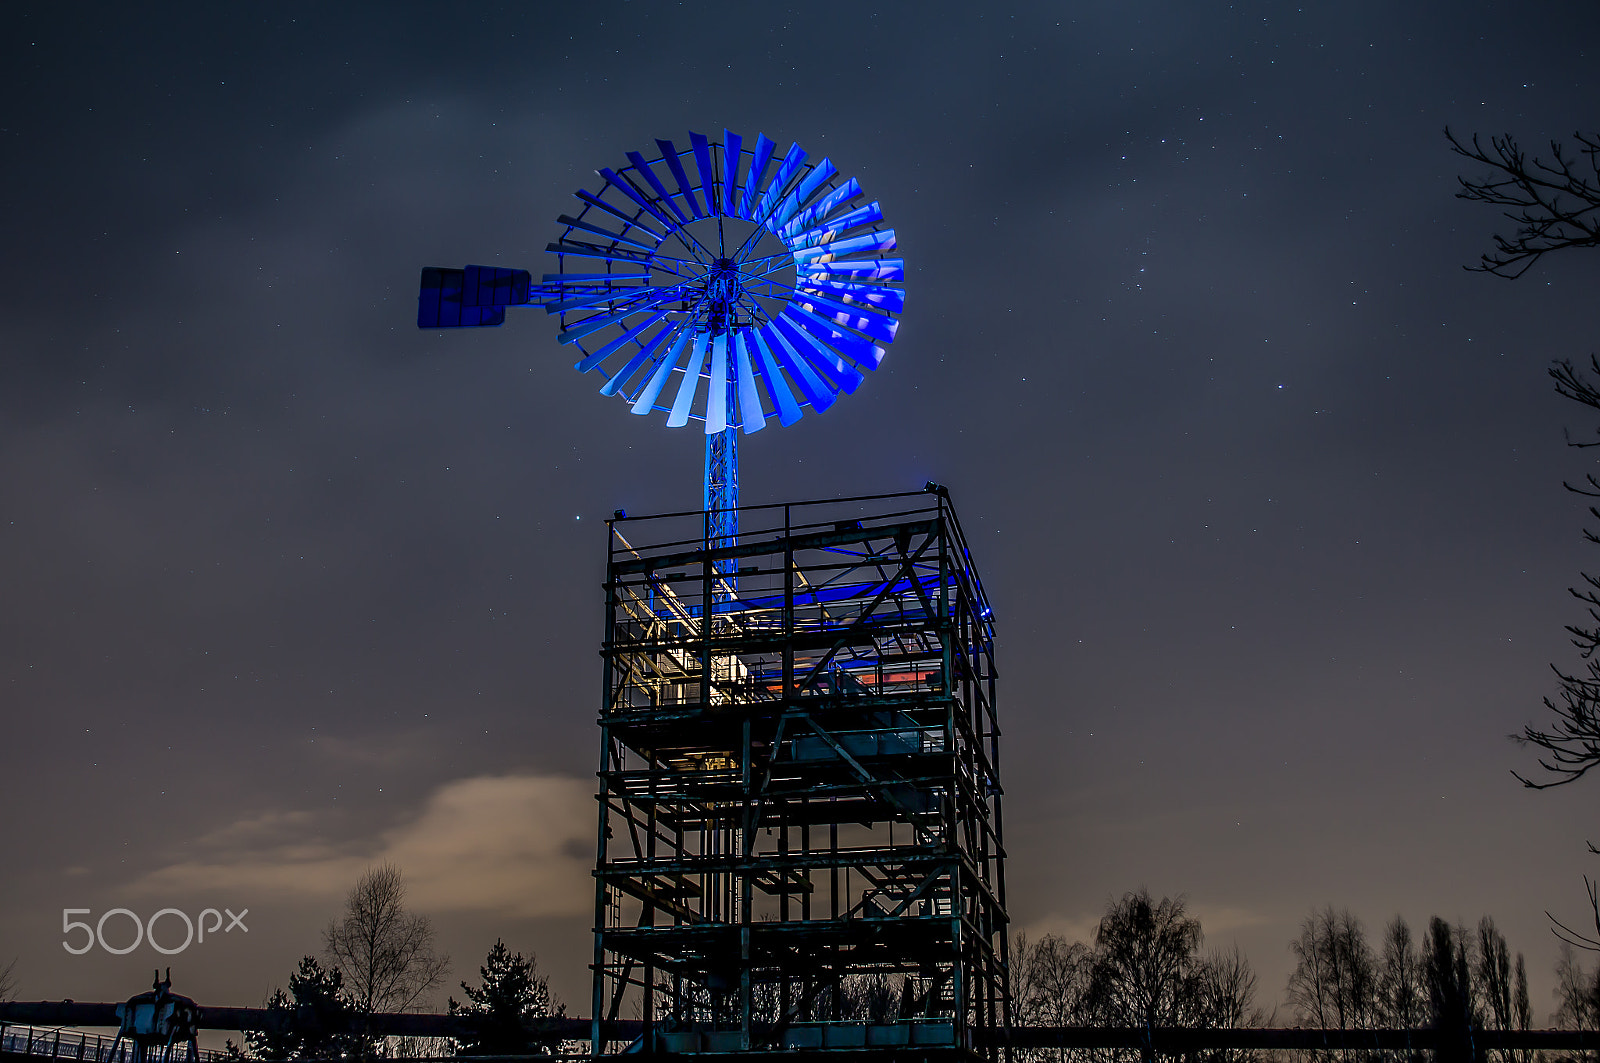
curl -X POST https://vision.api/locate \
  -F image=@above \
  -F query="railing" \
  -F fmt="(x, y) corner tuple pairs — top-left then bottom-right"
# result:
(0, 1025), (227, 1063)
(10, 1015), (1600, 1059)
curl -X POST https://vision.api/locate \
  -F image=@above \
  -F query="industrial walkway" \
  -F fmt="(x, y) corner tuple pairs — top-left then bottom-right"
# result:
(0, 1024), (226, 1063)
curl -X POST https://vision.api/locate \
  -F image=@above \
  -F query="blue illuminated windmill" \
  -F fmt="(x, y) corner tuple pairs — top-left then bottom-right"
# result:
(418, 130), (905, 592)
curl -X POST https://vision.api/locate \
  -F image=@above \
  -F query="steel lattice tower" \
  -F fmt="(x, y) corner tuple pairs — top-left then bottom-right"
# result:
(414, 133), (1003, 1062)
(593, 488), (1010, 1061)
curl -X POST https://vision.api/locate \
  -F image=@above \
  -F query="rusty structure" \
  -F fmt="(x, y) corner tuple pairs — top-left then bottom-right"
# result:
(590, 487), (1009, 1060)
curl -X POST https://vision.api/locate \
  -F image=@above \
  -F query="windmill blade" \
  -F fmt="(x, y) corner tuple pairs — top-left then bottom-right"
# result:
(785, 305), (888, 368)
(752, 143), (807, 227)
(706, 332), (730, 434)
(774, 312), (866, 391)
(748, 328), (804, 425)
(625, 152), (691, 225)
(600, 167), (681, 231)
(800, 258), (905, 281)
(575, 309), (670, 373)
(798, 277), (905, 314)
(791, 202), (884, 248)
(601, 321), (678, 397)
(537, 133), (903, 435)
(572, 191), (664, 242)
(793, 229), (898, 262)
(656, 139), (706, 220)
(689, 132), (720, 216)
(761, 321), (840, 409)
(768, 158), (837, 231)
(733, 328), (767, 433)
(780, 178), (862, 238)
(738, 134), (777, 221)
(667, 331), (710, 427)
(557, 213), (661, 252)
(791, 290), (900, 344)
(721, 130), (743, 217)
(545, 241), (657, 266)
(560, 289), (677, 344)
(630, 327), (693, 414)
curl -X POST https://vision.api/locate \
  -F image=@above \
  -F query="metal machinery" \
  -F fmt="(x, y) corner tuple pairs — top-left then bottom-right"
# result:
(592, 488), (1010, 1061)
(418, 129), (906, 584)
(413, 131), (987, 1060)
(109, 971), (200, 1063)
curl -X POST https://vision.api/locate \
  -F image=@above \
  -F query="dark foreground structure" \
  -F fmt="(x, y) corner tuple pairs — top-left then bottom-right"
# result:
(591, 489), (1010, 1060)
(9, 1004), (1600, 1063)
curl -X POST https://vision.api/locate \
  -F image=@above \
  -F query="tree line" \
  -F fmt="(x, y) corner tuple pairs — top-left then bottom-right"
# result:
(1013, 888), (1600, 1063)
(229, 864), (564, 1060)
(231, 867), (1600, 1062)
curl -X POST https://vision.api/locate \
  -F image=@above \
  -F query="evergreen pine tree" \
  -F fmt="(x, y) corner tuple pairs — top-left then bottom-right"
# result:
(243, 956), (361, 1061)
(449, 940), (560, 1056)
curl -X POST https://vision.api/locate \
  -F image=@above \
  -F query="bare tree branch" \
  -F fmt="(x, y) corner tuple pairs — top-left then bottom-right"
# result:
(1447, 128), (1600, 278)
(1452, 127), (1600, 966)
(1545, 877), (1600, 953)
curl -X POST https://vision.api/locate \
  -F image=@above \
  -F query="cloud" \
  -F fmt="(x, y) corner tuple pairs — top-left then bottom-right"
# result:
(1014, 912), (1101, 948)
(1189, 904), (1274, 938)
(133, 774), (592, 919)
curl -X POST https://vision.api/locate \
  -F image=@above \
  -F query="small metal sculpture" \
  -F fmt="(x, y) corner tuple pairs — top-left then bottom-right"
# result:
(110, 970), (200, 1063)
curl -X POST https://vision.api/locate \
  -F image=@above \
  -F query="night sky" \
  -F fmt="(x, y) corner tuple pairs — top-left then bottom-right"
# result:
(5, 0), (1600, 1025)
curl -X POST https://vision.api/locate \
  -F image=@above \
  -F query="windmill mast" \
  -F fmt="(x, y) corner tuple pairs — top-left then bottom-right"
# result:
(702, 209), (744, 598)
(705, 409), (738, 596)
(411, 140), (1019, 1063)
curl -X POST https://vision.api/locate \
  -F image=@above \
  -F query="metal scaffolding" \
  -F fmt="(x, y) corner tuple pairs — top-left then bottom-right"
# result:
(591, 488), (1009, 1060)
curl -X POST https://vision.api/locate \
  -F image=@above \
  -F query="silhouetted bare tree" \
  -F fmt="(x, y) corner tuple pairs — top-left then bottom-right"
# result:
(1011, 893), (1261, 1063)
(1377, 917), (1426, 1031)
(1288, 908), (1379, 1033)
(1013, 932), (1096, 1030)
(1508, 358), (1600, 949)
(837, 973), (901, 1023)
(1555, 944), (1600, 1031)
(324, 865), (450, 1021)
(0, 956), (17, 1003)
(1012, 933), (1096, 1063)
(1188, 944), (1264, 1063)
(1093, 891), (1263, 1062)
(1551, 944), (1600, 1063)
(1423, 919), (1480, 1063)
(1447, 129), (1600, 279)
(1451, 126), (1600, 953)
(1086, 891), (1205, 1037)
(1476, 919), (1514, 1035)
(1515, 954), (1531, 1031)
(1513, 355), (1600, 807)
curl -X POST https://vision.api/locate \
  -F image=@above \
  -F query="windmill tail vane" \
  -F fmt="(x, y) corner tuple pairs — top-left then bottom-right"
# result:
(417, 129), (906, 596)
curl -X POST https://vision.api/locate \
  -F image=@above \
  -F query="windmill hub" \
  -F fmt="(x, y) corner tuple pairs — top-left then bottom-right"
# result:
(703, 257), (745, 329)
